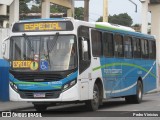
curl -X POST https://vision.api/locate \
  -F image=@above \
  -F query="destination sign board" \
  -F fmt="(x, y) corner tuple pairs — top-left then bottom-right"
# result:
(12, 21), (73, 32)
(12, 61), (32, 68)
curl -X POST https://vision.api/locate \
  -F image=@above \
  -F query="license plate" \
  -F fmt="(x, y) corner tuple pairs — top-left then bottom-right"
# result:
(34, 93), (45, 98)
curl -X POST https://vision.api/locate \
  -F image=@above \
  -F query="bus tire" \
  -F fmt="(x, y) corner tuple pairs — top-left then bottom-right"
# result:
(132, 80), (143, 103)
(85, 83), (100, 111)
(125, 80), (143, 104)
(34, 104), (47, 111)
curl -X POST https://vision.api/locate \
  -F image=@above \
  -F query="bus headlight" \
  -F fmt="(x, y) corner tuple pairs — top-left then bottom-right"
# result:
(62, 80), (77, 92)
(10, 82), (18, 92)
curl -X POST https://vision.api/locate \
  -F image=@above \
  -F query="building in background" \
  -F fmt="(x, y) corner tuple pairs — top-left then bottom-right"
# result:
(0, 12), (66, 28)
(20, 13), (66, 20)
(132, 24), (151, 34)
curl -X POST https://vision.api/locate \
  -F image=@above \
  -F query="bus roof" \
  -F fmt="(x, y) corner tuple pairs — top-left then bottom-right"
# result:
(96, 22), (135, 32)
(95, 22), (155, 40)
(19, 18), (73, 23)
(17, 18), (155, 40)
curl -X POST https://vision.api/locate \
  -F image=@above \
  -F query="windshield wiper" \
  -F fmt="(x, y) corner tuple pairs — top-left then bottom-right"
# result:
(48, 32), (59, 52)
(22, 33), (34, 51)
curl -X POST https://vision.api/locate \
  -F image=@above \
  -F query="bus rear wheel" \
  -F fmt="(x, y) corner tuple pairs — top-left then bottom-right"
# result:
(85, 84), (100, 111)
(133, 80), (143, 103)
(125, 80), (143, 104)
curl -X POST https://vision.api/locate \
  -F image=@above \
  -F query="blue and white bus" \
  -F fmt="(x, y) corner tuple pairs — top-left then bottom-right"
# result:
(2, 18), (157, 111)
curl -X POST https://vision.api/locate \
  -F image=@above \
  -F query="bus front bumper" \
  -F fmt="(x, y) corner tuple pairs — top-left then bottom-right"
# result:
(9, 84), (79, 102)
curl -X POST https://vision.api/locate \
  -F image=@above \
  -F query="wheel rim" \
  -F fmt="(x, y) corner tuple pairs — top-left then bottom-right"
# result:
(93, 86), (99, 106)
(138, 89), (142, 99)
(138, 83), (142, 99)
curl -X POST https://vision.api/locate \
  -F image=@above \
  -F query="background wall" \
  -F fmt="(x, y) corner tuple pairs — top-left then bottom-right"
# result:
(0, 28), (10, 58)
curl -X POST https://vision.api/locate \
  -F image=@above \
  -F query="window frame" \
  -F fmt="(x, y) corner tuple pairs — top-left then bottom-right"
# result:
(114, 34), (124, 58)
(149, 40), (156, 59)
(141, 39), (149, 59)
(91, 29), (103, 57)
(103, 32), (114, 57)
(123, 35), (133, 59)
(132, 37), (141, 59)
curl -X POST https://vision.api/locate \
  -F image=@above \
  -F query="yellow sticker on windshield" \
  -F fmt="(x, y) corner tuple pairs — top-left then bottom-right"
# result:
(30, 61), (39, 70)
(12, 61), (32, 68)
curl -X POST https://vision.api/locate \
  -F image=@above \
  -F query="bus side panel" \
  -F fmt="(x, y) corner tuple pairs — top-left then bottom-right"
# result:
(120, 59), (156, 97)
(99, 58), (156, 98)
(142, 60), (157, 93)
(100, 57), (123, 98)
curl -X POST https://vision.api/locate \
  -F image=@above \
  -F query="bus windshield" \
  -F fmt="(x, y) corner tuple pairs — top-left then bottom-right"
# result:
(10, 35), (77, 71)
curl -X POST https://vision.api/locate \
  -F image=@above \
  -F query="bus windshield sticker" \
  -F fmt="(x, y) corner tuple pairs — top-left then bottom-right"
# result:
(40, 55), (47, 61)
(40, 60), (49, 71)
(30, 61), (39, 71)
(34, 54), (39, 61)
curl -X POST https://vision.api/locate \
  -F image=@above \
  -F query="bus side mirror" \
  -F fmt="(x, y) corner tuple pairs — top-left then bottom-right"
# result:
(79, 37), (89, 61)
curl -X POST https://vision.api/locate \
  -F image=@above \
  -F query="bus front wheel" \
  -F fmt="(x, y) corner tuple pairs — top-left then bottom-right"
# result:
(85, 84), (100, 111)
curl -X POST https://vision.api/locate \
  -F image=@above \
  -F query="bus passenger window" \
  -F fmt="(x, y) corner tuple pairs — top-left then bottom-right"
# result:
(149, 41), (156, 59)
(124, 36), (132, 58)
(103, 33), (114, 57)
(114, 34), (124, 58)
(141, 39), (149, 59)
(91, 29), (102, 57)
(133, 38), (141, 58)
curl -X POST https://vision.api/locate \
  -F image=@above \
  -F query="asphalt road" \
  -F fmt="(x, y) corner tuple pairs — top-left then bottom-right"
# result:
(1, 92), (160, 120)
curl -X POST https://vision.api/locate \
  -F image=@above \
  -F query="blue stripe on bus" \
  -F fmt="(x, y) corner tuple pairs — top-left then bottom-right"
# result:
(9, 71), (78, 91)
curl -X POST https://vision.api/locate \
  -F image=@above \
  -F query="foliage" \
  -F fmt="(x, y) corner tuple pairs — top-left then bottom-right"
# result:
(50, 4), (67, 13)
(96, 13), (133, 27)
(34, 0), (41, 4)
(10, 1), (84, 20)
(30, 5), (41, 13)
(132, 24), (141, 27)
(109, 13), (133, 27)
(19, 0), (31, 14)
(96, 16), (103, 22)
(74, 7), (84, 20)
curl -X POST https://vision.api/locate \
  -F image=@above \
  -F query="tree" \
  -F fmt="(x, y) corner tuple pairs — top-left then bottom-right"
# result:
(96, 13), (133, 27)
(132, 24), (141, 27)
(30, 5), (41, 13)
(96, 16), (103, 22)
(19, 0), (30, 14)
(74, 7), (84, 20)
(34, 0), (41, 4)
(110, 13), (133, 27)
(50, 4), (67, 13)
(19, 1), (84, 20)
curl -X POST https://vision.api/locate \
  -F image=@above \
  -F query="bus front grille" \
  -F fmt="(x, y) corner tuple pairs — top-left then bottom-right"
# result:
(19, 90), (61, 99)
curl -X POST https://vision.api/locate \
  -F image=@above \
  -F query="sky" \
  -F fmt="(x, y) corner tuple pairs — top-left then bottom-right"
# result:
(75, 0), (151, 24)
